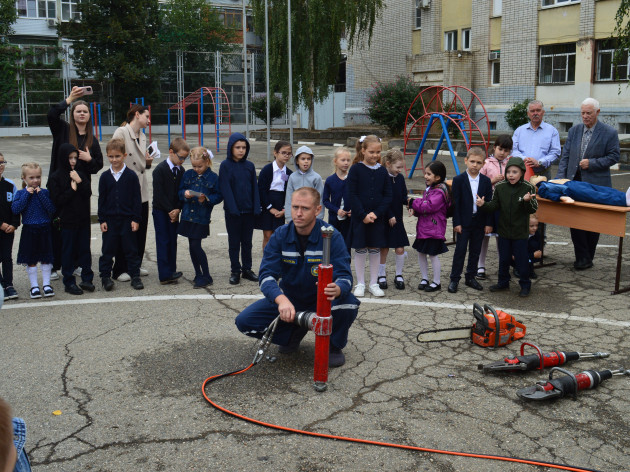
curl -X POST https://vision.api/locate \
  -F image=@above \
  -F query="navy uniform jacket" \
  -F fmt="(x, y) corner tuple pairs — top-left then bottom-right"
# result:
(452, 171), (492, 228)
(259, 219), (353, 309)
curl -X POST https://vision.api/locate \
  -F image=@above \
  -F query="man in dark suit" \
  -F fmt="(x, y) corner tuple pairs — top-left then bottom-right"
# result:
(448, 147), (494, 293)
(556, 97), (620, 270)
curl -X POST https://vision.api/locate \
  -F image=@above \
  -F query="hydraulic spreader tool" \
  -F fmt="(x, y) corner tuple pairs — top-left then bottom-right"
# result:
(479, 342), (610, 373)
(517, 367), (630, 401)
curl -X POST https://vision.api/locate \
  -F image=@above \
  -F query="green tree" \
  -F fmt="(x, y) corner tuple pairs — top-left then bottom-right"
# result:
(251, 0), (383, 131)
(251, 93), (284, 124)
(614, 0), (630, 84)
(60, 0), (233, 121)
(0, 0), (18, 111)
(60, 0), (163, 120)
(0, 0), (17, 37)
(365, 76), (423, 136)
(505, 98), (531, 131)
(159, 0), (236, 52)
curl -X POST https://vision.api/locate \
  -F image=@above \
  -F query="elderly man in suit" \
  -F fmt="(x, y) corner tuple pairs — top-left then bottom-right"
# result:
(556, 97), (621, 270)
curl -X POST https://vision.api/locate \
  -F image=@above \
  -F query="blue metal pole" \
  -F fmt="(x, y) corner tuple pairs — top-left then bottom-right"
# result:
(167, 109), (171, 146)
(408, 115), (436, 178)
(437, 115), (461, 175)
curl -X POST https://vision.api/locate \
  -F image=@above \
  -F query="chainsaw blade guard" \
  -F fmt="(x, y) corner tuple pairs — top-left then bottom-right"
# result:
(471, 303), (526, 348)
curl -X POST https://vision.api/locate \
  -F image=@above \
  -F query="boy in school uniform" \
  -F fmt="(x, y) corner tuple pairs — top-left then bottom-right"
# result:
(152, 137), (189, 285)
(98, 139), (143, 291)
(284, 145), (325, 221)
(0, 152), (20, 300)
(448, 147), (493, 293)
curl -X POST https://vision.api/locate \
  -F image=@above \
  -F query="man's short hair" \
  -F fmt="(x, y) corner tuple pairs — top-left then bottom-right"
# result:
(293, 187), (320, 205)
(581, 97), (600, 111)
(0, 398), (12, 472)
(527, 100), (544, 111)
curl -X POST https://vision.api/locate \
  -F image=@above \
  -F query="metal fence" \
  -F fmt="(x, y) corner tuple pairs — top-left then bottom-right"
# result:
(1, 48), (270, 128)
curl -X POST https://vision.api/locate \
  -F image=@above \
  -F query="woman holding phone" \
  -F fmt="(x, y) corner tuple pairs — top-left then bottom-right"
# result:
(110, 105), (153, 280)
(47, 85), (104, 279)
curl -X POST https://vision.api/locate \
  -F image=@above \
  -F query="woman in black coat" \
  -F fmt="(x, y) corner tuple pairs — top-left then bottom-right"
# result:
(47, 86), (103, 277)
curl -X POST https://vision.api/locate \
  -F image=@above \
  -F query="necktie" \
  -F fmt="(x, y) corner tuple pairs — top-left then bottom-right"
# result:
(580, 128), (592, 160)
(172, 167), (178, 178)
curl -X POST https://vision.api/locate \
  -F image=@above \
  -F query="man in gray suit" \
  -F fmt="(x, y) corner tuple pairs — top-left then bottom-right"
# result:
(556, 97), (621, 270)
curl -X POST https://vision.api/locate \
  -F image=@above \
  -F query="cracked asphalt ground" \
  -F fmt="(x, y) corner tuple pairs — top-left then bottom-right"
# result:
(1, 136), (629, 471)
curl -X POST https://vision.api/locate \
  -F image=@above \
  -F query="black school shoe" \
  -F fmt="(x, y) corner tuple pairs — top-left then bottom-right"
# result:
(65, 284), (84, 295)
(229, 272), (240, 285)
(489, 283), (509, 292)
(241, 269), (258, 282)
(131, 277), (144, 290)
(79, 281), (95, 292)
(465, 278), (483, 291)
(394, 276), (405, 290)
(519, 286), (531, 297)
(102, 277), (114, 291)
(377, 276), (388, 290)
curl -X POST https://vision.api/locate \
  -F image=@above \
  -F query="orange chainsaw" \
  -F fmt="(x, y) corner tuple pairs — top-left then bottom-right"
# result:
(416, 303), (526, 348)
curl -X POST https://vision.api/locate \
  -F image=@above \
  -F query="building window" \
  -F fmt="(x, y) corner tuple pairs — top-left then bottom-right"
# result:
(619, 123), (630, 134)
(491, 61), (500, 85)
(596, 40), (629, 82)
(541, 0), (580, 7)
(61, 0), (80, 21)
(415, 0), (422, 29)
(444, 31), (457, 51)
(17, 0), (56, 18)
(462, 29), (471, 51)
(559, 122), (573, 132)
(539, 43), (576, 84)
(222, 10), (243, 29)
(489, 121), (497, 130)
(492, 0), (502, 16)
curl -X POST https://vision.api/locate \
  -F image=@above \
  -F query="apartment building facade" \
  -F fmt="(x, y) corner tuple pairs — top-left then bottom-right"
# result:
(346, 0), (630, 132)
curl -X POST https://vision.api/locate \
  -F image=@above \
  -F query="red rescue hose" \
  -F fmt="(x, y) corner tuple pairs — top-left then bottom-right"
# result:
(202, 364), (601, 472)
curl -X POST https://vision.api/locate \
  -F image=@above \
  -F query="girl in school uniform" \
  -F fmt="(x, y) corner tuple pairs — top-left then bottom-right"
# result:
(347, 135), (392, 298)
(378, 149), (410, 290)
(322, 147), (352, 243)
(256, 141), (292, 250)
(411, 161), (450, 292)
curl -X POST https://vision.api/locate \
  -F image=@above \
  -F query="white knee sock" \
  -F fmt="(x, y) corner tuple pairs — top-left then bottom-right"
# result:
(354, 250), (367, 285)
(395, 253), (405, 276)
(626, 186), (630, 206)
(41, 263), (52, 286)
(378, 263), (386, 277)
(368, 251), (380, 286)
(478, 237), (489, 268)
(429, 255), (441, 285)
(27, 266), (38, 288)
(417, 252), (429, 280)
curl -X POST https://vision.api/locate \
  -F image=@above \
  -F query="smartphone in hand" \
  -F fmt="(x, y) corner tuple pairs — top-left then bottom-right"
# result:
(80, 86), (93, 96)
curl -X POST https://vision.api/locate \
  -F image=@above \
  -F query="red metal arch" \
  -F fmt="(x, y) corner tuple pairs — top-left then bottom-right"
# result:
(403, 85), (491, 176)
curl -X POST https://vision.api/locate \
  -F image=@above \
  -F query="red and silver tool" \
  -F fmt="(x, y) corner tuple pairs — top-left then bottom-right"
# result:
(293, 226), (335, 392)
(479, 342), (610, 373)
(516, 367), (630, 401)
(417, 303), (526, 348)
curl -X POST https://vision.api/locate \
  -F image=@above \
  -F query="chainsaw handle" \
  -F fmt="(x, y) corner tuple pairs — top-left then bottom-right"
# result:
(483, 304), (501, 349)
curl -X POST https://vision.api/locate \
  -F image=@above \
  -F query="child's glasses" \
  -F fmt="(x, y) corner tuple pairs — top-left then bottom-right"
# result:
(279, 152), (292, 157)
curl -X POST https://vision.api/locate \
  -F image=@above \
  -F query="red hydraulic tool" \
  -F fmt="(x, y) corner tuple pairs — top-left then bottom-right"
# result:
(517, 366), (630, 401)
(479, 342), (610, 373)
(294, 226), (335, 392)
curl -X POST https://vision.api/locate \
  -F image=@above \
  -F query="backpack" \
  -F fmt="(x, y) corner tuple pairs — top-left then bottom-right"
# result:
(437, 182), (453, 218)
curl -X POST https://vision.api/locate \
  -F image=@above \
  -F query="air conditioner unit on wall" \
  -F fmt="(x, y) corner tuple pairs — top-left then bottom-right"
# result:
(46, 19), (56, 28)
(488, 51), (500, 61)
(421, 0), (431, 8)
